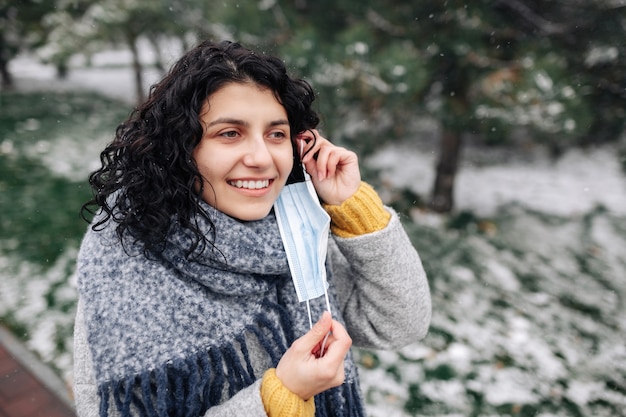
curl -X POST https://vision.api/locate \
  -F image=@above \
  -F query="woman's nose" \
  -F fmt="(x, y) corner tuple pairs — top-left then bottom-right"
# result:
(242, 137), (273, 168)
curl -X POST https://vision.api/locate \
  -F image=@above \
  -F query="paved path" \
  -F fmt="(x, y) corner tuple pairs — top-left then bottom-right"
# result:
(0, 326), (75, 417)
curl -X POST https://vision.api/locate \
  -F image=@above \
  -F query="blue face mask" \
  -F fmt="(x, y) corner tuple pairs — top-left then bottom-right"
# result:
(274, 141), (332, 328)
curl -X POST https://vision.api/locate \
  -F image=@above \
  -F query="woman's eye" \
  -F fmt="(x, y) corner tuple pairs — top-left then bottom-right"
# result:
(220, 130), (239, 138)
(268, 131), (287, 140)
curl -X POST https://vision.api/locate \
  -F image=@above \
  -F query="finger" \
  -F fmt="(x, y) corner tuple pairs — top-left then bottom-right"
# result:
(300, 152), (319, 181)
(312, 145), (332, 181)
(323, 150), (343, 179)
(328, 319), (351, 347)
(291, 311), (333, 352)
(311, 331), (330, 358)
(296, 137), (322, 179)
(302, 146), (326, 181)
(320, 331), (331, 357)
(314, 319), (352, 361)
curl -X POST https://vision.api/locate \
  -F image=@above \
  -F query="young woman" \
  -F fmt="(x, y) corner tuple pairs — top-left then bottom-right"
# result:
(73, 40), (431, 417)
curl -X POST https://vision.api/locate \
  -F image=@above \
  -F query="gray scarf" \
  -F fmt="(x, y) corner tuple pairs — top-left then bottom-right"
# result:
(77, 202), (365, 417)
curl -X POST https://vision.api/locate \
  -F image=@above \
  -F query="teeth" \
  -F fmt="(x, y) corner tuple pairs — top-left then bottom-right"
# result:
(229, 179), (269, 189)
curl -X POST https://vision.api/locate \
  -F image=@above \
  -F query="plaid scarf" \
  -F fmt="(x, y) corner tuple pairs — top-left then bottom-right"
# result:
(77, 202), (365, 416)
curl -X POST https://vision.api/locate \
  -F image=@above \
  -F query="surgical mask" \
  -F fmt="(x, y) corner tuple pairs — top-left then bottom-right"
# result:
(274, 142), (332, 329)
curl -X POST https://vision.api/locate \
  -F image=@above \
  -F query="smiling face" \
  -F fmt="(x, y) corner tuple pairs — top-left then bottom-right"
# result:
(193, 82), (294, 221)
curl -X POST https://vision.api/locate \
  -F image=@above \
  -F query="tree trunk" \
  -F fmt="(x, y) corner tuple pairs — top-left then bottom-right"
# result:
(148, 36), (165, 73)
(127, 33), (145, 104)
(430, 128), (462, 213)
(0, 58), (13, 89)
(0, 39), (14, 90)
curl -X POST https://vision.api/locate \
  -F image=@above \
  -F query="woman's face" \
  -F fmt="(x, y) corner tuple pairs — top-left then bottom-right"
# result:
(193, 82), (294, 221)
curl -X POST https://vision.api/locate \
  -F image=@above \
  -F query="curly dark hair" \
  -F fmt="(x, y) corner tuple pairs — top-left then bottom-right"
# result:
(81, 40), (320, 256)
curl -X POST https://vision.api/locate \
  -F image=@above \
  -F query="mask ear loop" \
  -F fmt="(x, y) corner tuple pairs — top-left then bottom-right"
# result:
(308, 240), (332, 357)
(299, 138), (307, 176)
(307, 295), (332, 358)
(300, 129), (317, 162)
(305, 286), (332, 329)
(306, 301), (313, 329)
(318, 286), (332, 356)
(301, 129), (332, 355)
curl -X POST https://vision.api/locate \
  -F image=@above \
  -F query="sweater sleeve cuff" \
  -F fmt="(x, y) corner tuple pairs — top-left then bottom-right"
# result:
(260, 368), (316, 417)
(322, 181), (391, 238)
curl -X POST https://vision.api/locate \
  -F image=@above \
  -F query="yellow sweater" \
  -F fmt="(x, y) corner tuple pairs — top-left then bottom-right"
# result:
(260, 182), (389, 417)
(261, 368), (316, 417)
(322, 181), (391, 238)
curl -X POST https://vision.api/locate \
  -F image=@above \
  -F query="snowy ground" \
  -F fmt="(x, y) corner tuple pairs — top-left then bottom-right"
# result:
(2, 50), (626, 416)
(369, 141), (626, 218)
(364, 145), (626, 416)
(9, 39), (180, 104)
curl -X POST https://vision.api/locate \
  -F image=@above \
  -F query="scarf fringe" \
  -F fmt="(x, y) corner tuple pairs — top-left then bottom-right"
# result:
(100, 370), (366, 417)
(97, 302), (288, 417)
(315, 379), (366, 417)
(97, 300), (365, 417)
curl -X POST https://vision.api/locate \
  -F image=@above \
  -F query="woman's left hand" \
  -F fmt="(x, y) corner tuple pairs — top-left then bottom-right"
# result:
(296, 130), (361, 206)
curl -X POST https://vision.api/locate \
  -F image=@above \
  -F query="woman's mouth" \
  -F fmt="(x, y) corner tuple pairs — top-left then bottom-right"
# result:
(227, 179), (271, 190)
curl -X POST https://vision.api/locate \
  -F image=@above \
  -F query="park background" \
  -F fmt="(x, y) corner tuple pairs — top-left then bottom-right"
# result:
(1, 1), (625, 416)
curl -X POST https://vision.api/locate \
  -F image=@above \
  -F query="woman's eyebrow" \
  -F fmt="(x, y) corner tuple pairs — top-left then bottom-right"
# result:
(207, 118), (290, 127)
(269, 119), (290, 127)
(206, 117), (248, 127)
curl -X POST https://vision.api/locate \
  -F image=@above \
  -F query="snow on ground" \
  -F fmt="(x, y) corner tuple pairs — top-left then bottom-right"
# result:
(3, 50), (626, 416)
(367, 141), (626, 218)
(9, 38), (182, 104)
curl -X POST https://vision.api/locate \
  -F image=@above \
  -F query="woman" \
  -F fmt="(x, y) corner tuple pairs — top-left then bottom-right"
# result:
(73, 40), (431, 417)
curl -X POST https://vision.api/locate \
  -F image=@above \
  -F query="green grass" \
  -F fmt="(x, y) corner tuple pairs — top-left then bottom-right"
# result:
(0, 154), (89, 264)
(0, 91), (128, 266)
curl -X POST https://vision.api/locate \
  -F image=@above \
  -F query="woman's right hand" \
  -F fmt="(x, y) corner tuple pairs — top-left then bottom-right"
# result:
(275, 311), (352, 400)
